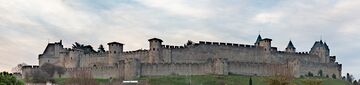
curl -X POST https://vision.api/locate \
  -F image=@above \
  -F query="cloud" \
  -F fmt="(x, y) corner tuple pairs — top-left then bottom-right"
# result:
(253, 12), (284, 24)
(0, 0), (359, 79)
(136, 0), (215, 19)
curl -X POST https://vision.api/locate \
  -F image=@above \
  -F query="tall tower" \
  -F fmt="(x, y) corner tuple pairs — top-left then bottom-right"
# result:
(39, 40), (65, 66)
(259, 38), (272, 51)
(148, 38), (163, 63)
(285, 40), (296, 53)
(310, 40), (330, 63)
(107, 42), (123, 66)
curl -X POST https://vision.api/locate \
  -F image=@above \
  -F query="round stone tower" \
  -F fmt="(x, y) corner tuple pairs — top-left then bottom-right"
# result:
(107, 42), (123, 66)
(148, 38), (163, 63)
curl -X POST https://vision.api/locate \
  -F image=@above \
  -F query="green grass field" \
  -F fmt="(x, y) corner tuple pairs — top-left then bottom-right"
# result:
(138, 75), (351, 85)
(53, 75), (351, 85)
(54, 78), (111, 84)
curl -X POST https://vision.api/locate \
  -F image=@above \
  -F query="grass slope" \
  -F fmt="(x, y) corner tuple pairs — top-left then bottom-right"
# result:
(138, 75), (350, 85)
(53, 75), (350, 85)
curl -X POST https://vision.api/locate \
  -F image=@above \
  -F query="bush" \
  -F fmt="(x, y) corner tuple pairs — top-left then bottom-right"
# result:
(0, 71), (24, 85)
(307, 72), (314, 77)
(332, 74), (337, 79)
(301, 79), (322, 85)
(318, 70), (323, 77)
(266, 75), (293, 85)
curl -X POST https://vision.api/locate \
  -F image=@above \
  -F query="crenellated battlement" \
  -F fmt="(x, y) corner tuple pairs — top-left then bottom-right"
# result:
(21, 65), (39, 69)
(80, 52), (109, 57)
(197, 41), (256, 48)
(162, 45), (186, 49)
(65, 66), (120, 71)
(123, 49), (148, 55)
(276, 51), (310, 55)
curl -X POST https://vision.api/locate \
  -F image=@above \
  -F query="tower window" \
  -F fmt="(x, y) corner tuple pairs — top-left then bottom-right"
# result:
(48, 60), (50, 62)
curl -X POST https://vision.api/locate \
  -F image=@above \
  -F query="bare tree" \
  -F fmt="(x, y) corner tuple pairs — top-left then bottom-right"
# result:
(12, 63), (27, 73)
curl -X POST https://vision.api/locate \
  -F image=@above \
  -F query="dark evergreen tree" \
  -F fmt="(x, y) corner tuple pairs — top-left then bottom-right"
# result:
(249, 77), (253, 85)
(72, 42), (96, 54)
(318, 70), (323, 77)
(332, 74), (337, 79)
(307, 72), (314, 77)
(98, 44), (105, 53)
(347, 73), (354, 83)
(353, 80), (358, 85)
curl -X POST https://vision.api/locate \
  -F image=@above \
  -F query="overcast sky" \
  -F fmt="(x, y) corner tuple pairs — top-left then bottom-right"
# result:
(0, 0), (359, 79)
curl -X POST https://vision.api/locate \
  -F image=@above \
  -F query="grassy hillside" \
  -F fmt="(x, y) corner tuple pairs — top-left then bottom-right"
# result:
(138, 75), (350, 85)
(53, 75), (350, 85)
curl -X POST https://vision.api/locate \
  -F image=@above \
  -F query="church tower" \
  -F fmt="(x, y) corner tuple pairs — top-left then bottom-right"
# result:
(310, 40), (330, 63)
(285, 40), (296, 53)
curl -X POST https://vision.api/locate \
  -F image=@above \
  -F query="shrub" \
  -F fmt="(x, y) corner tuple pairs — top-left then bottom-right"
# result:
(318, 70), (323, 77)
(301, 79), (322, 85)
(0, 71), (24, 85)
(331, 74), (337, 79)
(307, 72), (314, 77)
(266, 75), (293, 85)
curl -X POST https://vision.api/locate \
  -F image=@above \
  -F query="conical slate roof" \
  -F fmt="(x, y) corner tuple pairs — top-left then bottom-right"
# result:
(324, 42), (329, 50)
(255, 35), (262, 44)
(311, 40), (330, 51)
(286, 40), (296, 49)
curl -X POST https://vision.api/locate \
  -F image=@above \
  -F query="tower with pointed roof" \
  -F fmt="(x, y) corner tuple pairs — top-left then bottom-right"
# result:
(285, 40), (296, 53)
(254, 35), (262, 46)
(255, 35), (272, 52)
(310, 40), (330, 63)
